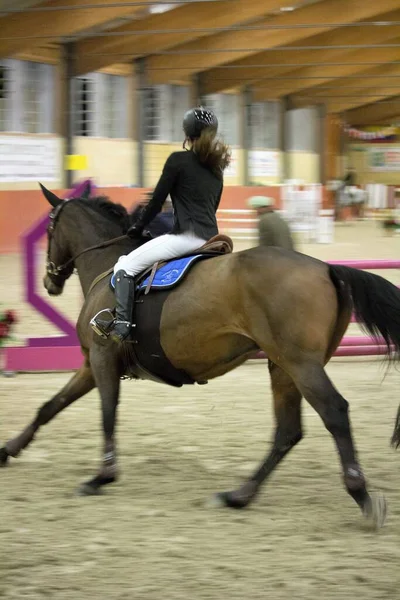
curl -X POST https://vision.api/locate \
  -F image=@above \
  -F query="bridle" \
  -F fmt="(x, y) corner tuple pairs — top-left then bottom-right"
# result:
(46, 201), (72, 284)
(45, 200), (128, 286)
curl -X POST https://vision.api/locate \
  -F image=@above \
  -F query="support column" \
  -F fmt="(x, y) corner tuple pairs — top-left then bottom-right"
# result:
(324, 112), (342, 183)
(135, 57), (146, 188)
(280, 95), (292, 182)
(63, 42), (75, 189)
(190, 73), (203, 107)
(318, 103), (327, 184)
(325, 112), (344, 214)
(242, 86), (252, 186)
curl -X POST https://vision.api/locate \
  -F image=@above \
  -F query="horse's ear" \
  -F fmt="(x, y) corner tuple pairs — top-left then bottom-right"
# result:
(39, 183), (62, 208)
(81, 181), (92, 201)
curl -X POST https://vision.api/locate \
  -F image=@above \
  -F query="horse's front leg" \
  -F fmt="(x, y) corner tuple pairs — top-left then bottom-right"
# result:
(0, 361), (95, 466)
(78, 345), (121, 495)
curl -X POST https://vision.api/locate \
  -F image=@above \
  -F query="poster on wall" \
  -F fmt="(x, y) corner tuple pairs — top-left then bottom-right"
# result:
(368, 147), (400, 171)
(249, 150), (280, 179)
(0, 136), (61, 182)
(224, 148), (238, 179)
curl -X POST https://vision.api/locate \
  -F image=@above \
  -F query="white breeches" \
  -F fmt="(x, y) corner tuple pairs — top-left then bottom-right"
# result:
(114, 232), (207, 277)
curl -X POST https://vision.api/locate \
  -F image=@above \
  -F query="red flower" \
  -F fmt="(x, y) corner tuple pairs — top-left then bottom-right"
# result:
(4, 310), (16, 324)
(0, 322), (10, 339)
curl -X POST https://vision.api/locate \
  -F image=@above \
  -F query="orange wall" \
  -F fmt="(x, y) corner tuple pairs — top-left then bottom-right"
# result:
(0, 186), (282, 253)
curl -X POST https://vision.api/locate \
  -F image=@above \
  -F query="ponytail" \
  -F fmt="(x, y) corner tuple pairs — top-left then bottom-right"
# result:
(190, 129), (231, 179)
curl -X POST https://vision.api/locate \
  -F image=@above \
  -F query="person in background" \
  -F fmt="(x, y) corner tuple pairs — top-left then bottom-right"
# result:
(248, 196), (295, 251)
(343, 168), (356, 188)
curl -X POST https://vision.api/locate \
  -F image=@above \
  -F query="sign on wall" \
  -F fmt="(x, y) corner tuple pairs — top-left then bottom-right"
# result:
(368, 147), (400, 172)
(0, 136), (61, 182)
(249, 150), (280, 178)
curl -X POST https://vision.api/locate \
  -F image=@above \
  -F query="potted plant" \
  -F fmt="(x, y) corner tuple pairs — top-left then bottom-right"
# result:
(0, 308), (17, 376)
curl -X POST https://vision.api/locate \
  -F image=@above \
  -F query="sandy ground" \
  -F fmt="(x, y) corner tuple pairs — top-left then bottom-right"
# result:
(0, 220), (399, 599)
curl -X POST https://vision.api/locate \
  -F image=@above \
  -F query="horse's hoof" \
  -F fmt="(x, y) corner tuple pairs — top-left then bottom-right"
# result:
(0, 447), (9, 467)
(76, 482), (103, 497)
(208, 485), (256, 510)
(217, 491), (249, 509)
(363, 492), (387, 530)
(205, 493), (228, 509)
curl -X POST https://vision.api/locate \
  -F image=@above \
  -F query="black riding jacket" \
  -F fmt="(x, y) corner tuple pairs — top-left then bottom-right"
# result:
(136, 150), (224, 241)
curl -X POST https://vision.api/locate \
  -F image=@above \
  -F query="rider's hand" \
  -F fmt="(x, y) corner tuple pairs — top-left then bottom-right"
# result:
(127, 224), (144, 239)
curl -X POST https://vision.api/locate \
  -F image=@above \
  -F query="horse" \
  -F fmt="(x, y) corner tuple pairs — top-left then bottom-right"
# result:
(1, 184), (400, 530)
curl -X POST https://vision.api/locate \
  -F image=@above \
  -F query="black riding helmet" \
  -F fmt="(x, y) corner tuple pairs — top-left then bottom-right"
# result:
(183, 107), (218, 140)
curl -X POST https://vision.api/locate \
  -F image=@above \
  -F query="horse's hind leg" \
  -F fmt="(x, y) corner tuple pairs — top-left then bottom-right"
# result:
(214, 361), (302, 509)
(0, 362), (95, 466)
(292, 360), (386, 528)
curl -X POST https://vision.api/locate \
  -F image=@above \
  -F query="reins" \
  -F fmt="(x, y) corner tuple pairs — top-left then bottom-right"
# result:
(47, 233), (129, 278)
(62, 234), (129, 270)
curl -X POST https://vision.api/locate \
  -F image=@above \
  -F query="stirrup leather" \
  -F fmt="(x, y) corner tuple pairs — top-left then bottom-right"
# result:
(90, 308), (116, 339)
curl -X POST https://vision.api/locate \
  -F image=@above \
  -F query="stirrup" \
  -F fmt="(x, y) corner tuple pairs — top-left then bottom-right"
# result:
(110, 320), (133, 343)
(90, 309), (115, 339)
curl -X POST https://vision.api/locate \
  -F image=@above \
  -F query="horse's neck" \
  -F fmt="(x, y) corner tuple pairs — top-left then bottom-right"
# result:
(74, 236), (132, 297)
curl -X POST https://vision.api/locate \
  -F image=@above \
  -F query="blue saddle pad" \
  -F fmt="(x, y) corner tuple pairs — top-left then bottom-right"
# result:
(110, 254), (207, 292)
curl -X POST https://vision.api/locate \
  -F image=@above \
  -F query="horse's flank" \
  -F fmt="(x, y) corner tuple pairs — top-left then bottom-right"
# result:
(158, 247), (340, 381)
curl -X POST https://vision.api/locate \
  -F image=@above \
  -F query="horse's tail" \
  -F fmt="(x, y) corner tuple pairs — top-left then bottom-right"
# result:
(329, 264), (400, 448)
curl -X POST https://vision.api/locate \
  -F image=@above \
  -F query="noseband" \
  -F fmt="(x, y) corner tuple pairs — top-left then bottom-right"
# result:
(46, 201), (74, 285)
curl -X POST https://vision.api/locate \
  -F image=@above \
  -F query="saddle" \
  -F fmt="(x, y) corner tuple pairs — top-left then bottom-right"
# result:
(101, 234), (233, 388)
(198, 234), (233, 255)
(134, 234), (233, 294)
(109, 234), (233, 293)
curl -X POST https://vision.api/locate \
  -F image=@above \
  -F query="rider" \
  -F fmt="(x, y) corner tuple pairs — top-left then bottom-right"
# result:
(93, 107), (231, 343)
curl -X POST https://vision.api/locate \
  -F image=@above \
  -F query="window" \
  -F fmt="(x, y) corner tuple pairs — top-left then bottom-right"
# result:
(23, 62), (41, 133)
(143, 87), (241, 144)
(171, 85), (189, 142)
(0, 64), (10, 133)
(74, 76), (96, 137)
(74, 73), (129, 138)
(287, 107), (319, 153)
(102, 74), (128, 138)
(144, 86), (162, 141)
(250, 101), (280, 149)
(144, 84), (190, 143)
(203, 93), (240, 146)
(0, 60), (54, 134)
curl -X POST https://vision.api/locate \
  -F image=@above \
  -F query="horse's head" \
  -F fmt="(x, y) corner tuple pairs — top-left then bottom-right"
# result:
(40, 182), (91, 296)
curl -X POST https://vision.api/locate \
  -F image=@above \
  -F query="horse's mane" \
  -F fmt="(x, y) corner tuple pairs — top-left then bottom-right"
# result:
(74, 196), (131, 233)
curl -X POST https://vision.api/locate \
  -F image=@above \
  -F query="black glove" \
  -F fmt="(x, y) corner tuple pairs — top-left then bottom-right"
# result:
(127, 223), (144, 239)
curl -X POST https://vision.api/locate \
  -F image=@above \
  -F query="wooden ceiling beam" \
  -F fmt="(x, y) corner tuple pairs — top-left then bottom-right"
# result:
(15, 45), (61, 64)
(75, 0), (287, 76)
(345, 99), (400, 124)
(307, 63), (400, 97)
(0, 0), (144, 58)
(289, 63), (400, 108)
(327, 87), (400, 112)
(372, 114), (400, 124)
(200, 8), (400, 94)
(251, 44), (400, 101)
(147, 0), (400, 85)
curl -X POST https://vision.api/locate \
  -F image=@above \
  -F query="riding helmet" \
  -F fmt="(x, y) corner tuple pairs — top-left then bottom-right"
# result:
(183, 107), (218, 139)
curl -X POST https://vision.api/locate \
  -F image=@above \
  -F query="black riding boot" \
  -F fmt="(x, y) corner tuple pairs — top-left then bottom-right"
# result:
(109, 270), (135, 342)
(91, 270), (135, 342)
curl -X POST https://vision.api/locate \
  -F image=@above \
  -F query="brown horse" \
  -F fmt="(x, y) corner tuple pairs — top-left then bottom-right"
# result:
(1, 185), (400, 529)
